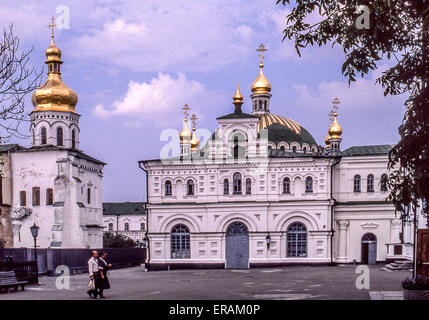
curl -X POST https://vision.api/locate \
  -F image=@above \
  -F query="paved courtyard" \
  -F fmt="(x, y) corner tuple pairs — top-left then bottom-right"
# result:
(0, 264), (409, 300)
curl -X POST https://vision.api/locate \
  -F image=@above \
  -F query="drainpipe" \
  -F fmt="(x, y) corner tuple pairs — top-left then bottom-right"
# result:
(138, 161), (150, 270)
(330, 157), (341, 265)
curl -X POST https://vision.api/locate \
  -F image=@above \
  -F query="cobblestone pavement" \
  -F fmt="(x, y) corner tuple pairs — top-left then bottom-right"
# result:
(0, 264), (410, 300)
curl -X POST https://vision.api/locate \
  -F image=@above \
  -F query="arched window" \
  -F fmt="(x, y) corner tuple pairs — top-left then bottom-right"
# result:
(171, 224), (190, 259)
(268, 145), (272, 152)
(380, 174), (388, 192)
(292, 146), (297, 153)
(283, 177), (290, 194)
(354, 175), (361, 192)
(124, 223), (129, 231)
(165, 180), (172, 196)
(305, 177), (313, 193)
(233, 134), (245, 160)
(303, 147), (307, 154)
(71, 129), (76, 149)
(280, 145), (285, 151)
(32, 187), (40, 206)
(187, 180), (194, 195)
(41, 127), (47, 145)
(287, 222), (307, 257)
(367, 174), (374, 192)
(233, 172), (242, 194)
(108, 223), (113, 231)
(87, 188), (91, 204)
(56, 127), (63, 146)
(246, 178), (251, 194)
(46, 188), (54, 205)
(223, 179), (229, 195)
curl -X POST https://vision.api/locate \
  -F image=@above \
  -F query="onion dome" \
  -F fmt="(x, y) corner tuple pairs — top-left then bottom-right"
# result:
(251, 43), (271, 94)
(31, 36), (78, 114)
(328, 112), (343, 139)
(325, 134), (332, 148)
(179, 119), (192, 143)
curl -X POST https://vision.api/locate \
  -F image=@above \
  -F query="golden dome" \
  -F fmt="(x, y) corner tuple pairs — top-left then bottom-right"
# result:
(190, 130), (200, 151)
(179, 119), (192, 143)
(31, 38), (78, 114)
(257, 113), (301, 133)
(328, 112), (343, 139)
(325, 134), (331, 147)
(232, 82), (243, 103)
(251, 66), (271, 94)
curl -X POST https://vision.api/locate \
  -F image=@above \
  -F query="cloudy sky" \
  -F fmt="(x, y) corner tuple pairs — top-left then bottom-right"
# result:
(3, 0), (406, 201)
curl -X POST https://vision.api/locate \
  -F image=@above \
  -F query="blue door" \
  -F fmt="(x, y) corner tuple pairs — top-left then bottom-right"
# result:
(226, 222), (249, 269)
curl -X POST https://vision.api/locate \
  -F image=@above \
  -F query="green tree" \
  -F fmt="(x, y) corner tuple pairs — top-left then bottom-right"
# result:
(103, 232), (138, 248)
(277, 0), (429, 218)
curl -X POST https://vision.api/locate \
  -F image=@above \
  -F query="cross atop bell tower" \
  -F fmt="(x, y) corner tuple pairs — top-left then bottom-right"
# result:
(48, 16), (57, 41)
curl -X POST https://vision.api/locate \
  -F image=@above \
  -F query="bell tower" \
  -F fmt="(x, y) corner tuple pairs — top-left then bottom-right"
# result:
(30, 17), (80, 150)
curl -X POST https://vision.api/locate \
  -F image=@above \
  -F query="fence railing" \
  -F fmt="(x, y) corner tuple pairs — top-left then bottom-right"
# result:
(0, 248), (146, 276)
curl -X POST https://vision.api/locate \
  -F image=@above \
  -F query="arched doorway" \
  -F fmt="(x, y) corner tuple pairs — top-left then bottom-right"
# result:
(226, 222), (249, 269)
(361, 233), (377, 264)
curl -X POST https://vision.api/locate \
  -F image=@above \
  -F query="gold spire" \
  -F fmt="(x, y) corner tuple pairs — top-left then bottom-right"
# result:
(190, 113), (200, 151)
(251, 43), (271, 94)
(31, 18), (78, 114)
(179, 104), (192, 143)
(328, 97), (343, 139)
(232, 82), (243, 104)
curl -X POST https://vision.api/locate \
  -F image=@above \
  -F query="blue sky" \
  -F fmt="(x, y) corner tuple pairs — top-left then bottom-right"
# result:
(3, 0), (406, 201)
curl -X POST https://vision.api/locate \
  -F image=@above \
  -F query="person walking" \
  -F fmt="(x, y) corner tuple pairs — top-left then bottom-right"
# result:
(87, 250), (101, 299)
(98, 252), (112, 298)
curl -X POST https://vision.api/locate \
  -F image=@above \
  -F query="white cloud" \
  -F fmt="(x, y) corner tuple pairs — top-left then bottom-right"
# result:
(292, 70), (404, 111)
(94, 72), (220, 126)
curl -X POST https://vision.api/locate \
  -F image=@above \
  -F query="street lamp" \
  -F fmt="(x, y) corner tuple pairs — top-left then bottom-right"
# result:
(29, 223), (39, 284)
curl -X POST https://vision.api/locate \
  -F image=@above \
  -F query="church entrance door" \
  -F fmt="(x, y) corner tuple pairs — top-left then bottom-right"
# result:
(226, 222), (249, 269)
(361, 233), (377, 264)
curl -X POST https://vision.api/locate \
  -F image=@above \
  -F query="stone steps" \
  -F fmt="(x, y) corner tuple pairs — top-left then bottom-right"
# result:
(385, 260), (413, 271)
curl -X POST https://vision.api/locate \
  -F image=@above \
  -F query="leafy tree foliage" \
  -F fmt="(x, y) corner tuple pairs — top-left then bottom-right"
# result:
(103, 232), (138, 248)
(277, 0), (429, 217)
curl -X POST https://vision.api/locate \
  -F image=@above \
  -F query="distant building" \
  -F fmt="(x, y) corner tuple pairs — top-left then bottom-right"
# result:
(102, 202), (147, 243)
(0, 29), (105, 249)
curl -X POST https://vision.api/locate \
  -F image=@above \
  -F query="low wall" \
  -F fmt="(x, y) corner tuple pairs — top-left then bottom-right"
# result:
(0, 248), (146, 276)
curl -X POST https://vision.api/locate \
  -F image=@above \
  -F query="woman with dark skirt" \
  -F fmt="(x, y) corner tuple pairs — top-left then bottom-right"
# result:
(98, 252), (112, 298)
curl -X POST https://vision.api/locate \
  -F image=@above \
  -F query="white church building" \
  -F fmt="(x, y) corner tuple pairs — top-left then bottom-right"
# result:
(140, 45), (411, 270)
(0, 31), (105, 248)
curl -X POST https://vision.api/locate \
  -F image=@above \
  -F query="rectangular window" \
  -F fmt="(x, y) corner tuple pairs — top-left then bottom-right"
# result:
(124, 223), (129, 231)
(32, 187), (40, 206)
(20, 191), (26, 206)
(46, 188), (54, 205)
(87, 188), (91, 204)
(140, 223), (145, 231)
(108, 223), (113, 231)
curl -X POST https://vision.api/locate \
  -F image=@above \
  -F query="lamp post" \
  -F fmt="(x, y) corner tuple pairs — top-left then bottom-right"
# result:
(29, 223), (39, 284)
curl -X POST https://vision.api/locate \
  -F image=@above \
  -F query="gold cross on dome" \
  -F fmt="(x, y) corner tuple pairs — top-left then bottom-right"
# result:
(328, 110), (335, 122)
(182, 104), (190, 118)
(191, 113), (197, 127)
(48, 16), (57, 40)
(256, 43), (267, 66)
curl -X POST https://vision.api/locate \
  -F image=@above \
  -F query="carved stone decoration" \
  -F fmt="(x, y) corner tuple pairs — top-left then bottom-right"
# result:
(226, 222), (248, 235)
(11, 207), (32, 221)
(337, 220), (349, 230)
(361, 222), (379, 230)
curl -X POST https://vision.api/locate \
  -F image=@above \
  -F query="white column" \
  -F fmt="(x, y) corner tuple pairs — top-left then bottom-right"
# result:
(337, 220), (349, 263)
(391, 219), (402, 243)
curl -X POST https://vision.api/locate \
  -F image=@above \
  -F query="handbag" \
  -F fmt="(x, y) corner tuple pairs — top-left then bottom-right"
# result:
(88, 279), (94, 290)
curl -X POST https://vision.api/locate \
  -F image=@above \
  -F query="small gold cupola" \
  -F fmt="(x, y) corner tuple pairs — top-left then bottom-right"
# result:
(251, 43), (271, 94)
(31, 17), (78, 114)
(328, 97), (343, 139)
(190, 113), (200, 152)
(179, 104), (192, 144)
(233, 82), (244, 114)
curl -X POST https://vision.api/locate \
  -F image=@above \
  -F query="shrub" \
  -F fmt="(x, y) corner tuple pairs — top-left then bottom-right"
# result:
(403, 276), (429, 290)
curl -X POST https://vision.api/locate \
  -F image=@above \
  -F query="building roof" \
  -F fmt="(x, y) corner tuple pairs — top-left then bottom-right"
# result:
(103, 202), (146, 216)
(266, 122), (317, 146)
(342, 145), (394, 157)
(0, 144), (22, 152)
(216, 112), (259, 120)
(8, 144), (106, 165)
